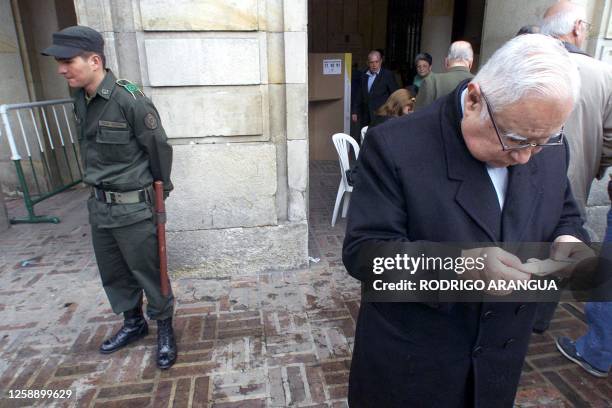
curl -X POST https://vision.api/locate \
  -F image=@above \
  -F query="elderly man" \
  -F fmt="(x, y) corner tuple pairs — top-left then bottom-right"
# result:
(351, 50), (399, 131)
(415, 41), (474, 109)
(343, 34), (587, 407)
(541, 0), (612, 228)
(538, 0), (612, 377)
(533, 0), (612, 334)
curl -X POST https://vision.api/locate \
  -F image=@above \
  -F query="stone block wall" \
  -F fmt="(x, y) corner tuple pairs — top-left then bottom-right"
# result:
(74, 0), (309, 277)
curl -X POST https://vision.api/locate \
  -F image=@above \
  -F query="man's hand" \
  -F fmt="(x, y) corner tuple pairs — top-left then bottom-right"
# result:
(351, 114), (358, 123)
(547, 235), (595, 277)
(461, 247), (531, 296)
(550, 235), (594, 261)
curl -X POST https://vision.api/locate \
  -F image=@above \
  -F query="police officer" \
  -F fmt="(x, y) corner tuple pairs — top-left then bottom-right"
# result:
(43, 26), (177, 369)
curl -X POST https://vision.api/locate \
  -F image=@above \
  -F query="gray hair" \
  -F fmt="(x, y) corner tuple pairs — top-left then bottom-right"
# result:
(447, 41), (473, 63)
(368, 50), (382, 60)
(540, 7), (585, 37)
(472, 33), (580, 120)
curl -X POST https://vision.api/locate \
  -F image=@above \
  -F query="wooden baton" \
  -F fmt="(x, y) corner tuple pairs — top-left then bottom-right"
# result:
(154, 181), (170, 297)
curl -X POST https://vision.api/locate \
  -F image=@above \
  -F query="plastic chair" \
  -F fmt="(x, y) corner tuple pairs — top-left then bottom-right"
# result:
(360, 126), (369, 143)
(331, 133), (360, 227)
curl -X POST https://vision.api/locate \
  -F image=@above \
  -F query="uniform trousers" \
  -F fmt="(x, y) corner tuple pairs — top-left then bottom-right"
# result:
(90, 218), (174, 320)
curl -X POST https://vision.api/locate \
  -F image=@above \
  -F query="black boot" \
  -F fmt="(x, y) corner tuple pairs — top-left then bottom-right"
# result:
(99, 307), (148, 354)
(156, 317), (177, 369)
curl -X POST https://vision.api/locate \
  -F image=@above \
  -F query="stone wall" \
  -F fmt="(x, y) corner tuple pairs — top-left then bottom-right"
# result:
(421, 0), (454, 73)
(0, 0), (33, 192)
(480, 0), (604, 64)
(73, 0), (309, 277)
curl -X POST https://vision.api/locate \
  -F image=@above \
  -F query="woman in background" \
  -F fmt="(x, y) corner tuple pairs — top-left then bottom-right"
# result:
(370, 88), (416, 127)
(412, 53), (433, 93)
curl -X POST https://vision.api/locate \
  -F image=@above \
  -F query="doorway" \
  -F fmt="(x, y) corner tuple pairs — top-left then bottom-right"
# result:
(305, 0), (485, 227)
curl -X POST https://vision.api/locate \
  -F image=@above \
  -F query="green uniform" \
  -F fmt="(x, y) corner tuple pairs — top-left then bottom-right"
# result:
(75, 70), (174, 320)
(414, 67), (474, 110)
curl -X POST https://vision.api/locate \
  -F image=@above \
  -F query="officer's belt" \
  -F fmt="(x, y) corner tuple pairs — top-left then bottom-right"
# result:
(92, 186), (152, 204)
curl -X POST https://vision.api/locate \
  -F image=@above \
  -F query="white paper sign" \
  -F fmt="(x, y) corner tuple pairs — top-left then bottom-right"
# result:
(323, 59), (342, 75)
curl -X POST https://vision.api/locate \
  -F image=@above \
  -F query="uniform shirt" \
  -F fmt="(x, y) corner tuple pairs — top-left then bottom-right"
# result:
(74, 70), (173, 228)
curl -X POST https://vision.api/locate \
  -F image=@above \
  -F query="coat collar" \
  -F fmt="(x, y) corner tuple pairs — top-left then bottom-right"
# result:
(563, 41), (591, 57)
(440, 81), (539, 242)
(446, 65), (470, 73)
(76, 70), (117, 102)
(94, 70), (117, 100)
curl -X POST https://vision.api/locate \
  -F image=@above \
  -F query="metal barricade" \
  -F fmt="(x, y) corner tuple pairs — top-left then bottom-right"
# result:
(0, 98), (82, 224)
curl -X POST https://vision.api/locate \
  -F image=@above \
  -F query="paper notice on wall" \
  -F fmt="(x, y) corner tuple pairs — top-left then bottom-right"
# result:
(323, 59), (342, 75)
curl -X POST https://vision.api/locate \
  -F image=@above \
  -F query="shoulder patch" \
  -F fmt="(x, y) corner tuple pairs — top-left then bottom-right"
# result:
(144, 113), (158, 130)
(116, 79), (145, 99)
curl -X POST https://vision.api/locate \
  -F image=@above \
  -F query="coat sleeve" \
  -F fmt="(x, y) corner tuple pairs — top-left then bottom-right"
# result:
(598, 80), (612, 176)
(552, 140), (590, 242)
(132, 97), (174, 196)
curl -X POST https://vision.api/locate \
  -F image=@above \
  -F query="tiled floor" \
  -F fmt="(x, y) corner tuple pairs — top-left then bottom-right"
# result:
(0, 161), (609, 407)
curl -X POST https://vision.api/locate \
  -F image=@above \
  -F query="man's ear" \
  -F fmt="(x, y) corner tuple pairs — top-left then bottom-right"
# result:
(465, 82), (483, 113)
(573, 19), (582, 37)
(90, 54), (103, 71)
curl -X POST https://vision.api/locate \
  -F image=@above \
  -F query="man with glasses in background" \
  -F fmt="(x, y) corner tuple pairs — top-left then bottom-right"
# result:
(532, 0), (612, 335)
(343, 34), (589, 407)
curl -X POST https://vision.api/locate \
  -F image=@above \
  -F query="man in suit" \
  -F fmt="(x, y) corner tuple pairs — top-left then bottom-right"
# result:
(343, 34), (587, 407)
(415, 41), (474, 110)
(351, 50), (399, 133)
(535, 0), (612, 353)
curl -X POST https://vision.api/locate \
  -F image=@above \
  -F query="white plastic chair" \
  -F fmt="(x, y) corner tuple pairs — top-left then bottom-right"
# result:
(331, 133), (360, 226)
(360, 126), (369, 143)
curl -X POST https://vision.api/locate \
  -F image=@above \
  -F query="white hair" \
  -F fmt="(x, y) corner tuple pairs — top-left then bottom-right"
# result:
(540, 7), (585, 37)
(447, 42), (473, 63)
(472, 33), (580, 120)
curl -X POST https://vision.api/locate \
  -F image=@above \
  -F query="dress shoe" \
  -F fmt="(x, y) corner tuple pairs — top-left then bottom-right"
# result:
(157, 317), (177, 369)
(99, 308), (148, 354)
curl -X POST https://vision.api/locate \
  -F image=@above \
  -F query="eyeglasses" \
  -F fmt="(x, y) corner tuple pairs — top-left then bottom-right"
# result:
(480, 91), (565, 151)
(580, 20), (593, 33)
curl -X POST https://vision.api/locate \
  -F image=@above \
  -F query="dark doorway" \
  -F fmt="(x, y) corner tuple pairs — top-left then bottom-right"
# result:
(385, 0), (424, 88)
(451, 0), (486, 68)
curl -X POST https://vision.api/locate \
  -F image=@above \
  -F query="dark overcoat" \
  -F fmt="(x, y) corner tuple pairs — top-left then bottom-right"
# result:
(342, 83), (587, 407)
(352, 67), (399, 127)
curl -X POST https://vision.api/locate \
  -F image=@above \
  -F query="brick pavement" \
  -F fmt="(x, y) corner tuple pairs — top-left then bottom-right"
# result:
(0, 161), (609, 407)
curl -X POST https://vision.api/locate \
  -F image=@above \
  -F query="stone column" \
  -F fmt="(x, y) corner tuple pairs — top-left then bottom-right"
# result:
(480, 0), (549, 64)
(0, 0), (33, 192)
(74, 0), (309, 277)
(284, 0), (309, 222)
(480, 0), (605, 64)
(421, 0), (455, 73)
